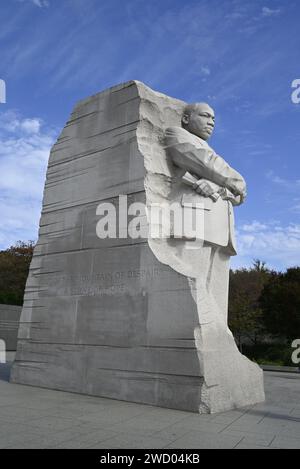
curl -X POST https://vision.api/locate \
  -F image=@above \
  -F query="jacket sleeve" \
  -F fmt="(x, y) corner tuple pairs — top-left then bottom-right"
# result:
(165, 128), (246, 196)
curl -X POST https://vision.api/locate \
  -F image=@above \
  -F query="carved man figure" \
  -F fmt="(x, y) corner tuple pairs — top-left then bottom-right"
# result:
(165, 103), (247, 324)
(165, 103), (246, 251)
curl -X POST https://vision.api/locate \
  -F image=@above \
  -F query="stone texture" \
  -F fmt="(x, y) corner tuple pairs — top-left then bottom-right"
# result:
(11, 81), (264, 413)
(0, 304), (22, 351)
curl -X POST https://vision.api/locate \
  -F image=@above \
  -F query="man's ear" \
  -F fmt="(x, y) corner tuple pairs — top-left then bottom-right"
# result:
(182, 114), (189, 126)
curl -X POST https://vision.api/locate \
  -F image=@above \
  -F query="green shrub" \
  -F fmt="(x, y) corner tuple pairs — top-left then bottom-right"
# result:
(242, 343), (295, 367)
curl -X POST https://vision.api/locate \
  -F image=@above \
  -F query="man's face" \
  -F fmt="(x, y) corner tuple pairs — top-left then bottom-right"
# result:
(183, 104), (215, 140)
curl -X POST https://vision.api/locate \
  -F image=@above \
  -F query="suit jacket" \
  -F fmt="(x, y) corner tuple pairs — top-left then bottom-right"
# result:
(164, 126), (246, 255)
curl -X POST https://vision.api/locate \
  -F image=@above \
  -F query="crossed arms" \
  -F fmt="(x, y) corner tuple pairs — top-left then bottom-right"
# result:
(165, 127), (247, 205)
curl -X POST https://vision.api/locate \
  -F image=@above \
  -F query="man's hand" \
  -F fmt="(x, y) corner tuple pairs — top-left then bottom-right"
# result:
(227, 177), (247, 198)
(219, 187), (247, 205)
(192, 179), (218, 200)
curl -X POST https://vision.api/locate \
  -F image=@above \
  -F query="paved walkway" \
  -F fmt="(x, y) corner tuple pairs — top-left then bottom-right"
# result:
(0, 359), (299, 449)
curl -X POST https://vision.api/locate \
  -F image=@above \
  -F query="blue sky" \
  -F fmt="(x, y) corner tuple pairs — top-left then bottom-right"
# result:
(0, 0), (299, 270)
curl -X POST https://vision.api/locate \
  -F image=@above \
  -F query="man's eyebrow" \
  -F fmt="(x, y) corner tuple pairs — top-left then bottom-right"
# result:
(199, 111), (215, 119)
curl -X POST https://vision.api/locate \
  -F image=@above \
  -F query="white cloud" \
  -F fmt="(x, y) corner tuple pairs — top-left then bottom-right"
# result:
(20, 118), (41, 134)
(262, 7), (281, 17)
(0, 111), (42, 134)
(0, 110), (55, 249)
(200, 66), (211, 76)
(233, 220), (300, 271)
(241, 221), (268, 232)
(266, 170), (300, 191)
(33, 0), (49, 6)
(197, 66), (211, 83)
(17, 0), (49, 8)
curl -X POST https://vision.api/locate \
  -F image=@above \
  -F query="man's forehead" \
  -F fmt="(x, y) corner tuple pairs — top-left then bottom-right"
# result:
(193, 103), (215, 116)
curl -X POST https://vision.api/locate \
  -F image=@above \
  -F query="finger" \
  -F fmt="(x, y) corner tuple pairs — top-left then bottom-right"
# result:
(198, 188), (210, 196)
(197, 187), (206, 195)
(204, 186), (214, 195)
(202, 184), (209, 191)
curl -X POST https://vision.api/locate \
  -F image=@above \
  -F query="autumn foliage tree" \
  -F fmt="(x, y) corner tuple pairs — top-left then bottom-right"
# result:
(0, 241), (35, 305)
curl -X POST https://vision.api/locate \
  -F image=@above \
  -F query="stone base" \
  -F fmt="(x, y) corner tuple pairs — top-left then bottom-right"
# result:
(11, 332), (264, 414)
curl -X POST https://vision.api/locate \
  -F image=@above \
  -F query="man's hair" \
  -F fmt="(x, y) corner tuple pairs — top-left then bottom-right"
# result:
(181, 102), (212, 127)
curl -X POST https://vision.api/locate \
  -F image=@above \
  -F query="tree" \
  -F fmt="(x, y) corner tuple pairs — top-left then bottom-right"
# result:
(260, 267), (300, 343)
(0, 241), (35, 305)
(252, 259), (268, 273)
(228, 260), (273, 348)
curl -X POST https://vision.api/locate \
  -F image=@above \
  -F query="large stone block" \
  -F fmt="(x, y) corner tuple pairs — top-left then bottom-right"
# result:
(11, 81), (264, 413)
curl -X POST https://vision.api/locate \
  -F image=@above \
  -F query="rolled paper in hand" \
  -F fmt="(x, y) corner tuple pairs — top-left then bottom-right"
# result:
(219, 187), (241, 205)
(182, 172), (219, 202)
(182, 171), (198, 186)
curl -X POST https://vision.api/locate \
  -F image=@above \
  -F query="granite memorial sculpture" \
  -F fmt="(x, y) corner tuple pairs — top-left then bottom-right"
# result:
(11, 81), (265, 413)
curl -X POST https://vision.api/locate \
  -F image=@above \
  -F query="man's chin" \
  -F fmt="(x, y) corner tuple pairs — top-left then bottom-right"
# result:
(191, 130), (211, 140)
(200, 133), (211, 141)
